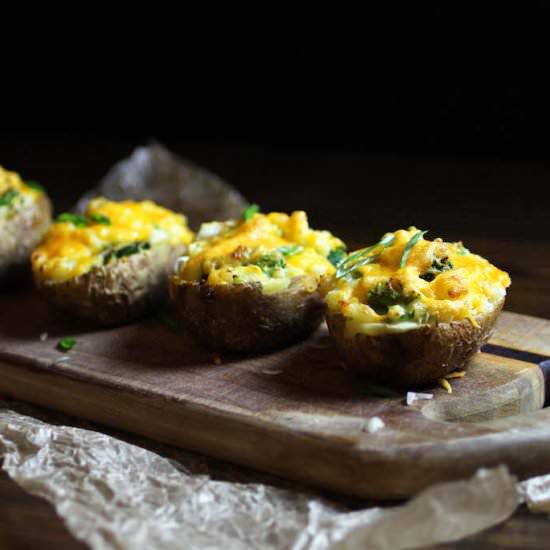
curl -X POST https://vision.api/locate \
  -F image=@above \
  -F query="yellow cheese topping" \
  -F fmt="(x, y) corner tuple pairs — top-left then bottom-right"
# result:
(32, 197), (193, 282)
(176, 210), (345, 294)
(325, 227), (510, 334)
(0, 165), (43, 222)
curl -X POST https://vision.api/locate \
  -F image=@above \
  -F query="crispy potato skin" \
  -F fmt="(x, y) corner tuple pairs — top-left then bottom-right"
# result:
(0, 193), (52, 288)
(35, 244), (184, 326)
(169, 276), (325, 353)
(326, 301), (504, 387)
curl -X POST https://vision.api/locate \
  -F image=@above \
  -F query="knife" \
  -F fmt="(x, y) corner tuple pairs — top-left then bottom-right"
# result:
(482, 343), (550, 407)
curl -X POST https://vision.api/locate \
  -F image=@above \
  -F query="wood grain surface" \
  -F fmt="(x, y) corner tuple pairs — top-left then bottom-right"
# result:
(1, 287), (549, 501)
(1, 141), (550, 548)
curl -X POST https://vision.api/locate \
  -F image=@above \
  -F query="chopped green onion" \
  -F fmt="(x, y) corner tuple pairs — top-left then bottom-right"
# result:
(399, 230), (428, 269)
(90, 212), (111, 225)
(115, 242), (151, 258)
(116, 244), (139, 257)
(57, 336), (76, 352)
(102, 242), (151, 264)
(454, 242), (470, 256)
(243, 203), (260, 221)
(24, 180), (44, 192)
(57, 213), (90, 227)
(338, 254), (380, 278)
(0, 189), (19, 207)
(327, 246), (347, 267)
(102, 250), (114, 264)
(336, 233), (395, 279)
(278, 245), (303, 257)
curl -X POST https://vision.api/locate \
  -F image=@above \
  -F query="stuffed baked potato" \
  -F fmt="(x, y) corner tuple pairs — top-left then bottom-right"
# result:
(32, 197), (193, 325)
(323, 228), (511, 387)
(0, 166), (52, 287)
(169, 207), (346, 352)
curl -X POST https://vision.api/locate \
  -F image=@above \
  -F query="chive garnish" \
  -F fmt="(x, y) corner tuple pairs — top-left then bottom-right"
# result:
(57, 213), (90, 227)
(327, 246), (347, 267)
(0, 189), (19, 207)
(90, 212), (111, 225)
(102, 242), (151, 264)
(336, 233), (395, 279)
(115, 242), (151, 258)
(24, 180), (44, 193)
(57, 336), (76, 352)
(454, 241), (470, 256)
(243, 203), (260, 221)
(278, 245), (303, 257)
(399, 230), (428, 269)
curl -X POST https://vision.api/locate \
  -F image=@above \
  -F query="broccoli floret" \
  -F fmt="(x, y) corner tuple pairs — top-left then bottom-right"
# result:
(367, 280), (418, 315)
(420, 256), (453, 282)
(255, 253), (286, 277)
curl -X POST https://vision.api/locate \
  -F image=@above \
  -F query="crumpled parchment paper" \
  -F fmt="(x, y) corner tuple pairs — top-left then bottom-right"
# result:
(75, 144), (248, 229)
(521, 474), (550, 514)
(0, 408), (522, 550)
(1, 145), (545, 547)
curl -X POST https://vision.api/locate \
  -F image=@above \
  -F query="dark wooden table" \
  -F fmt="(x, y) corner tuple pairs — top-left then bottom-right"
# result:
(1, 142), (550, 549)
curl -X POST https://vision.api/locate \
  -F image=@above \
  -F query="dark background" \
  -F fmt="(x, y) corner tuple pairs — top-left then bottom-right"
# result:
(2, 6), (550, 244)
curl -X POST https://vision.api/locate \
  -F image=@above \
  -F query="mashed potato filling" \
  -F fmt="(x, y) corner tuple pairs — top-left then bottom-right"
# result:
(325, 227), (510, 336)
(177, 210), (345, 294)
(0, 166), (43, 222)
(32, 198), (193, 282)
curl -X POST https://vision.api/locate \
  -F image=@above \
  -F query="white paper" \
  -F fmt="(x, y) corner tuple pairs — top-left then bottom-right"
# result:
(406, 392), (433, 406)
(365, 417), (385, 433)
(0, 408), (522, 550)
(75, 144), (248, 230)
(521, 474), (550, 514)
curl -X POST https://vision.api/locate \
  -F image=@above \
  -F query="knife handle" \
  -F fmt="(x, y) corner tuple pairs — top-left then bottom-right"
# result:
(482, 343), (550, 408)
(540, 359), (550, 408)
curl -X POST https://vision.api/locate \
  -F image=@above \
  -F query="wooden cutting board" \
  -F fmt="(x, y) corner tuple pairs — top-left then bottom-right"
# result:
(1, 288), (550, 499)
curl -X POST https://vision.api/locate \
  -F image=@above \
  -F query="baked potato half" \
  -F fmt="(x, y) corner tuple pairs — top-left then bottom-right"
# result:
(32, 198), (193, 325)
(0, 166), (52, 287)
(169, 207), (346, 352)
(323, 228), (510, 387)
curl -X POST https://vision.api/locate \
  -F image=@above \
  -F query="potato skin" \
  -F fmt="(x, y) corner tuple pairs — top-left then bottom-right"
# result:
(35, 244), (184, 326)
(169, 276), (325, 353)
(0, 193), (52, 288)
(326, 301), (504, 387)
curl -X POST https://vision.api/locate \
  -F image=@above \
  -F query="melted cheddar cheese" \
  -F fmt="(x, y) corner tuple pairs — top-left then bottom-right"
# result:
(325, 227), (510, 335)
(0, 166), (43, 222)
(32, 197), (193, 282)
(176, 211), (345, 294)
